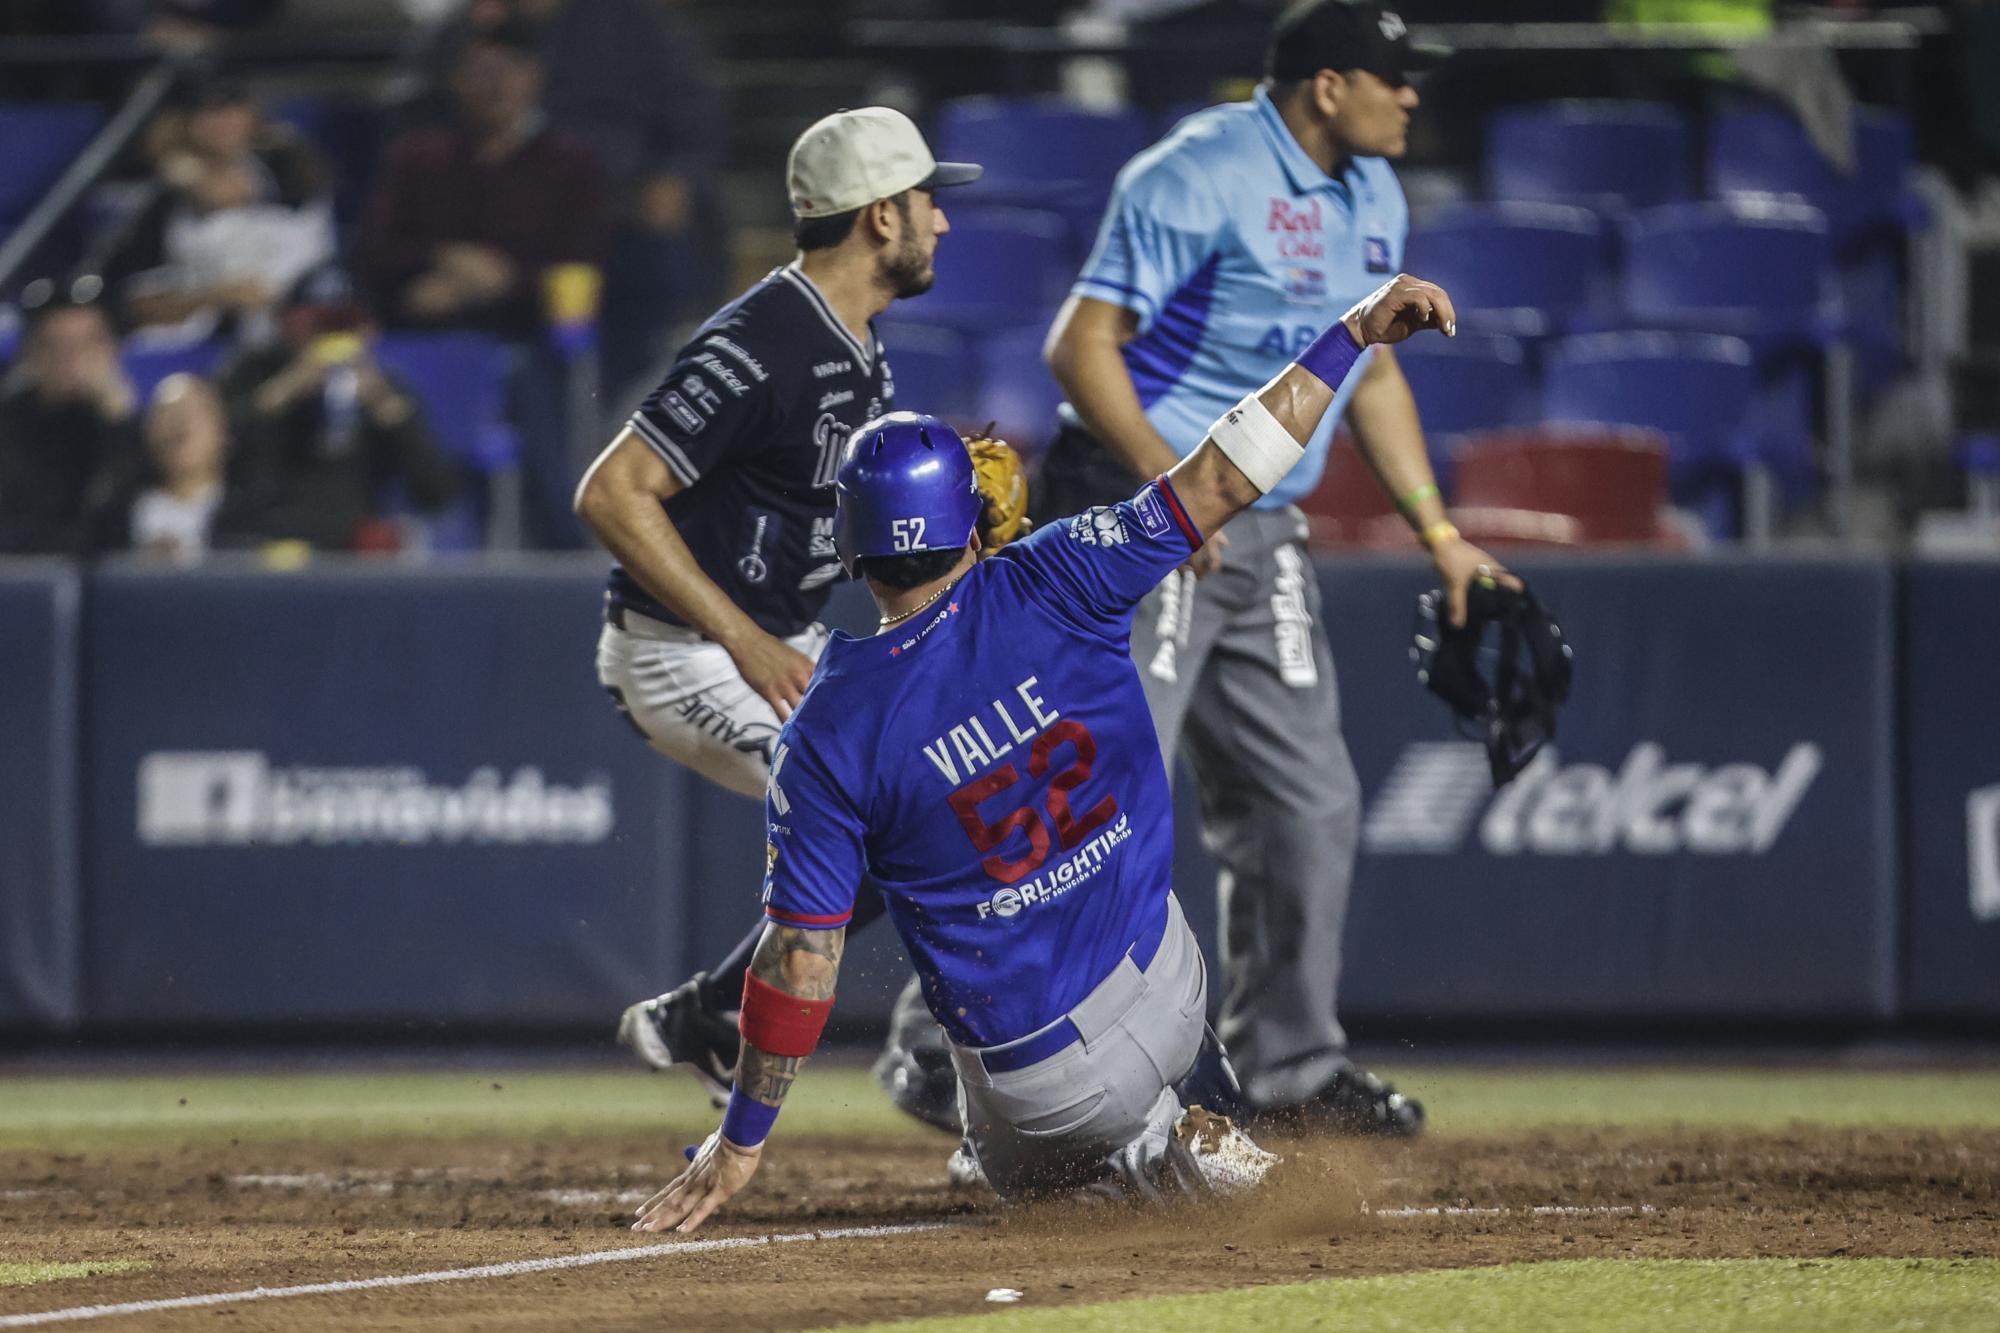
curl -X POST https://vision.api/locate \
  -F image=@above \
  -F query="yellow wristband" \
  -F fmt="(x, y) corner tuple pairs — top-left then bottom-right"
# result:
(1419, 520), (1460, 551)
(1396, 482), (1440, 512)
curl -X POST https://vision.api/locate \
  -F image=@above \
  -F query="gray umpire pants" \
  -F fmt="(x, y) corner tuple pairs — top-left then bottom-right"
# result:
(1130, 505), (1362, 1110)
(951, 893), (1207, 1199)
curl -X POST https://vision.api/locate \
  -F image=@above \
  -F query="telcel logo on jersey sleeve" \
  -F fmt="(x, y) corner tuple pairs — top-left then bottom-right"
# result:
(1362, 742), (1823, 857)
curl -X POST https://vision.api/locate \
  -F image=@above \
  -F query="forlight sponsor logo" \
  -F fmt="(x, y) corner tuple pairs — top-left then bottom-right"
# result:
(1362, 742), (1822, 857)
(137, 752), (613, 847)
(977, 813), (1132, 920)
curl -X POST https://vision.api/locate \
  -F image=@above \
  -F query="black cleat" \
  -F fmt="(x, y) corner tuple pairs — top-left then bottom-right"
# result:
(1252, 1067), (1425, 1138)
(1304, 1067), (1425, 1137)
(616, 972), (738, 1108)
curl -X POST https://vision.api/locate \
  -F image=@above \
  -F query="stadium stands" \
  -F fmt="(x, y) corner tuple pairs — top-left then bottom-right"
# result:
(973, 323), (1063, 453)
(1543, 331), (1807, 539)
(1391, 333), (1535, 483)
(916, 206), (1071, 329)
(373, 333), (519, 551)
(1621, 199), (1841, 347)
(1484, 100), (1694, 214)
(1450, 427), (1678, 547)
(1402, 203), (1608, 337)
(0, 75), (1923, 552)
(0, 104), (105, 227)
(121, 339), (229, 405)
(875, 321), (979, 422)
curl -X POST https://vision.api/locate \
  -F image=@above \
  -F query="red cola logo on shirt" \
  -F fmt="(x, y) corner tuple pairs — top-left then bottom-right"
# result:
(1267, 198), (1324, 260)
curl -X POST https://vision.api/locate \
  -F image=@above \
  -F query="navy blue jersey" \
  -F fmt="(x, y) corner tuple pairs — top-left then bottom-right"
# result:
(761, 477), (1204, 1048)
(606, 265), (893, 637)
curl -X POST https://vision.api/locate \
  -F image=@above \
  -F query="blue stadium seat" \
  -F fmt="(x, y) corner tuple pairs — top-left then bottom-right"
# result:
(1485, 101), (1693, 214)
(373, 333), (518, 473)
(936, 97), (1147, 195)
(1622, 200), (1840, 348)
(0, 104), (104, 225)
(373, 333), (520, 551)
(918, 207), (1072, 330)
(1543, 331), (1811, 537)
(1402, 202), (1608, 337)
(1708, 104), (1916, 246)
(122, 340), (228, 403)
(934, 98), (1147, 250)
(973, 324), (1062, 453)
(1393, 334), (1535, 485)
(877, 321), (977, 422)
(1708, 105), (1915, 367)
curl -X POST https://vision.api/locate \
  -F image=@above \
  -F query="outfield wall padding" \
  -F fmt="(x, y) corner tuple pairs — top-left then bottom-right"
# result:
(1902, 559), (2000, 1018)
(0, 564), (81, 1030)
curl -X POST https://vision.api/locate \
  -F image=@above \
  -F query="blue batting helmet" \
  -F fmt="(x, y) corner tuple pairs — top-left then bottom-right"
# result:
(834, 412), (982, 574)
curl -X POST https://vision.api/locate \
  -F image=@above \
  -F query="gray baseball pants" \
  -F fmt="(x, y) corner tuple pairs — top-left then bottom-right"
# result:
(1129, 505), (1362, 1110)
(950, 893), (1207, 1199)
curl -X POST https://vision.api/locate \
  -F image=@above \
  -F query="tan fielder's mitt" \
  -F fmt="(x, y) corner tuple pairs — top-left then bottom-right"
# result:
(966, 433), (1030, 551)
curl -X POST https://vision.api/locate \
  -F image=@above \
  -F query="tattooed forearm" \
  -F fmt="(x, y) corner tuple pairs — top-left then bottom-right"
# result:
(737, 923), (845, 1108)
(738, 1045), (802, 1106)
(749, 923), (844, 999)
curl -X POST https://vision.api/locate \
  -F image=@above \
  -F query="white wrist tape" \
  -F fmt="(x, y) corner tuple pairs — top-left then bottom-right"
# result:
(1208, 392), (1304, 496)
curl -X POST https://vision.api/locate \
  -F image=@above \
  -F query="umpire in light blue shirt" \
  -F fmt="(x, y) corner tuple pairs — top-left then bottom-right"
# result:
(1041, 0), (1509, 1133)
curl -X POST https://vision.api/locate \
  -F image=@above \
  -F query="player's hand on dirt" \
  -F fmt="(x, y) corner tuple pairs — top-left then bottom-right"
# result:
(1431, 535), (1520, 628)
(1340, 274), (1456, 348)
(633, 1130), (762, 1234)
(1181, 528), (1228, 578)
(728, 629), (815, 721)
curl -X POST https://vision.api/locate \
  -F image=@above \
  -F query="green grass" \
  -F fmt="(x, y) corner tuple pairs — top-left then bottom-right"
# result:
(3, 1064), (1998, 1153)
(1382, 1066), (2000, 1132)
(834, 1259), (2000, 1333)
(0, 1068), (924, 1152)
(0, 1261), (150, 1288)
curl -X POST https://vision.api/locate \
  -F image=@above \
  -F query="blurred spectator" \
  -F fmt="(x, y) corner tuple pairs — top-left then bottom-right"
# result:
(427, 0), (727, 391)
(216, 265), (459, 550)
(356, 21), (609, 338)
(92, 373), (255, 561)
(103, 80), (336, 345)
(0, 282), (141, 555)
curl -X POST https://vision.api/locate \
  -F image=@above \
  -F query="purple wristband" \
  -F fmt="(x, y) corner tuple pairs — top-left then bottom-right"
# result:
(720, 1087), (780, 1149)
(1297, 320), (1363, 390)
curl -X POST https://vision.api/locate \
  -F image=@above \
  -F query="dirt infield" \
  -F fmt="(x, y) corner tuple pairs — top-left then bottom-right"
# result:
(4, 1124), (1996, 1330)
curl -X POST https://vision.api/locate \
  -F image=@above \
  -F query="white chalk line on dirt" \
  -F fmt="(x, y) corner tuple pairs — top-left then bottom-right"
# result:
(1366, 1204), (1658, 1218)
(0, 1222), (956, 1328)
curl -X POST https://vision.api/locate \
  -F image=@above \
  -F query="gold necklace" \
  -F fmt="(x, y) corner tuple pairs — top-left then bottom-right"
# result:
(878, 577), (961, 630)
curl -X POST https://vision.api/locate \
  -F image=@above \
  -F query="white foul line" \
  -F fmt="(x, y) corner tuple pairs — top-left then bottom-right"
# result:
(1366, 1204), (1657, 1218)
(0, 1222), (953, 1328)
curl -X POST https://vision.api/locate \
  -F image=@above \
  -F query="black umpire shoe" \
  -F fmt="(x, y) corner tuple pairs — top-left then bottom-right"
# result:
(615, 972), (738, 1108)
(1253, 1066), (1426, 1138)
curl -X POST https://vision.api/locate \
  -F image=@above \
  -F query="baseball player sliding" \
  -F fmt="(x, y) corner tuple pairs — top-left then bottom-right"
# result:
(575, 106), (993, 1126)
(634, 270), (1472, 1233)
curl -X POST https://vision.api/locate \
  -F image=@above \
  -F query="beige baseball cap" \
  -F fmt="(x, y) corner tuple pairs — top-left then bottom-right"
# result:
(787, 106), (983, 219)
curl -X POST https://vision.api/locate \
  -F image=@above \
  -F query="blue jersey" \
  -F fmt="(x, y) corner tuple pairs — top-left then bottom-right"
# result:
(760, 478), (1204, 1047)
(1071, 89), (1408, 508)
